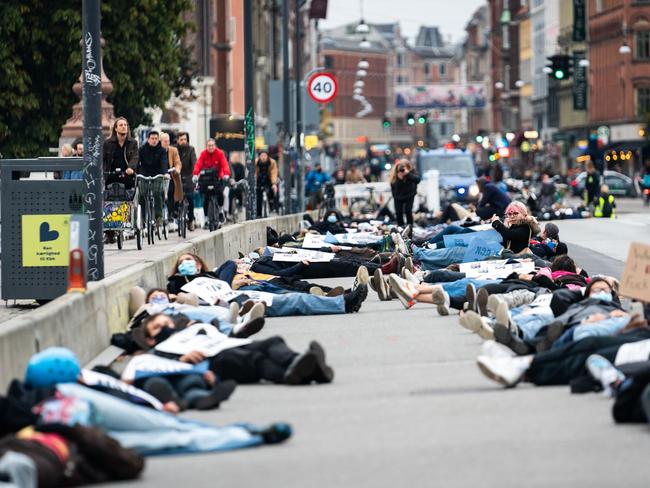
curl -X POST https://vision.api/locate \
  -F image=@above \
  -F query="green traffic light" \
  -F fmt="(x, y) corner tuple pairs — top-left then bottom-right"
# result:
(407, 119), (415, 126)
(555, 70), (565, 80)
(383, 121), (391, 128)
(417, 117), (426, 124)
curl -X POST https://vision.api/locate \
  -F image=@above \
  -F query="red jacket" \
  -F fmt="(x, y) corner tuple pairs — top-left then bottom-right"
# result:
(193, 148), (231, 178)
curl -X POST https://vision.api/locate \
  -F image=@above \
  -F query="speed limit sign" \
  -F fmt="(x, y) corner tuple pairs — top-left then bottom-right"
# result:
(307, 72), (338, 104)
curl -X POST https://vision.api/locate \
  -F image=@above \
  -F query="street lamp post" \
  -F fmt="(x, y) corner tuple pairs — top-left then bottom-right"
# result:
(294, 0), (305, 212)
(282, 0), (291, 214)
(81, 0), (104, 281)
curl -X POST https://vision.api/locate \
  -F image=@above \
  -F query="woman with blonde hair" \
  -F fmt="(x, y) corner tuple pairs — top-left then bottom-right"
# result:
(390, 159), (420, 226)
(490, 201), (540, 254)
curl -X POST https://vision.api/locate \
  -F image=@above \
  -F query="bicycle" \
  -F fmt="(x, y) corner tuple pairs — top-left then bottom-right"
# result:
(103, 169), (135, 250)
(258, 183), (276, 218)
(135, 174), (167, 248)
(349, 186), (382, 217)
(197, 169), (225, 232)
(177, 182), (193, 239)
(229, 179), (248, 224)
(317, 181), (337, 220)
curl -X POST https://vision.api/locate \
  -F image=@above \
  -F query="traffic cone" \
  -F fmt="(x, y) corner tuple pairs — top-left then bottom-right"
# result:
(67, 249), (86, 293)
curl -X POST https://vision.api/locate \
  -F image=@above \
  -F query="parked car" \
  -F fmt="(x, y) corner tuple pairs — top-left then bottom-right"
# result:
(570, 170), (637, 197)
(416, 149), (479, 207)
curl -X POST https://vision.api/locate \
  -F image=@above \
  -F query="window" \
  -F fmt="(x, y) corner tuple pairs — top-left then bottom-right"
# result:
(397, 53), (405, 67)
(424, 63), (430, 76)
(439, 63), (446, 77)
(636, 31), (650, 60)
(637, 87), (650, 117)
(503, 24), (510, 49)
(324, 55), (333, 69)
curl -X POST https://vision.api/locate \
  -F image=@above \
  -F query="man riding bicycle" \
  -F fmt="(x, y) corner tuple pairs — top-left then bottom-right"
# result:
(255, 149), (278, 216)
(192, 138), (231, 222)
(137, 130), (169, 226)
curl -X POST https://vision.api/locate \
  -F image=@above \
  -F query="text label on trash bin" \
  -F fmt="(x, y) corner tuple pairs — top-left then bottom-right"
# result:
(22, 214), (71, 267)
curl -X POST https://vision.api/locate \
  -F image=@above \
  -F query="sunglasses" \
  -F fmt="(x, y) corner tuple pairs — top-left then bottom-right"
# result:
(505, 211), (520, 217)
(398, 167), (406, 172)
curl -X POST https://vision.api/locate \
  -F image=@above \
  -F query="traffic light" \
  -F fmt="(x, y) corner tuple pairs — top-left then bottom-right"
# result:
(417, 114), (427, 125)
(406, 113), (415, 126)
(545, 55), (572, 80)
(383, 117), (391, 129)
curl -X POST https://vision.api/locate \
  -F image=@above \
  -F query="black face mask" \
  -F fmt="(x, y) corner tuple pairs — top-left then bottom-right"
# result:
(154, 326), (175, 344)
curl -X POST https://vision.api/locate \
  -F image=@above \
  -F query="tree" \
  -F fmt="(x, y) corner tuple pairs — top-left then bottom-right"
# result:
(0, 0), (195, 158)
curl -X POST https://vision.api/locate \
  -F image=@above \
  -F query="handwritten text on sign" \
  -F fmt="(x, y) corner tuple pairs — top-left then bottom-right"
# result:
(620, 242), (650, 303)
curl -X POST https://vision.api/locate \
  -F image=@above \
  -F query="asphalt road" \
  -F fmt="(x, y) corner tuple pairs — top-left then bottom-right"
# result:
(103, 207), (650, 488)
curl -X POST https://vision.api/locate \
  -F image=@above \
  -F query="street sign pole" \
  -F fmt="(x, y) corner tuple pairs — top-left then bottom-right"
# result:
(82, 0), (104, 280)
(282, 0), (291, 214)
(295, 0), (304, 213)
(244, 0), (256, 220)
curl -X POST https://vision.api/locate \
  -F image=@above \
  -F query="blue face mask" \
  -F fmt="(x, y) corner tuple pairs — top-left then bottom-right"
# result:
(591, 291), (613, 302)
(149, 295), (169, 306)
(178, 259), (197, 276)
(327, 215), (338, 224)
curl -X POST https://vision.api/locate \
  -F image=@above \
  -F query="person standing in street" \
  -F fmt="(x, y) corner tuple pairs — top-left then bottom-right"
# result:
(594, 184), (616, 219)
(346, 162), (367, 184)
(255, 150), (278, 215)
(160, 132), (183, 220)
(176, 132), (197, 231)
(305, 162), (330, 210)
(584, 161), (601, 207)
(138, 131), (169, 225)
(390, 159), (420, 227)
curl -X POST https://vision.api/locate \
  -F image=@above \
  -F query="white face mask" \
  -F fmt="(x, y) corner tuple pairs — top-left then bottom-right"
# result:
(591, 291), (613, 302)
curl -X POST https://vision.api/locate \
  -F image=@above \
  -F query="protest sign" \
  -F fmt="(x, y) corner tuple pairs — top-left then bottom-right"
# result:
(463, 237), (503, 263)
(80, 369), (164, 411)
(273, 248), (335, 262)
(459, 259), (534, 279)
(620, 242), (650, 302)
(181, 277), (232, 305)
(155, 323), (252, 357)
(443, 229), (502, 249)
(302, 233), (351, 250)
(121, 354), (209, 382)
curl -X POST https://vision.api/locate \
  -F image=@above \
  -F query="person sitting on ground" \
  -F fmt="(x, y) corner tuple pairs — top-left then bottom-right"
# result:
(490, 201), (540, 254)
(140, 313), (334, 385)
(475, 176), (511, 220)
(530, 223), (568, 259)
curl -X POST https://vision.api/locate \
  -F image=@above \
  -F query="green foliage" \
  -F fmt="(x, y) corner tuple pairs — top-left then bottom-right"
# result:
(0, 0), (195, 158)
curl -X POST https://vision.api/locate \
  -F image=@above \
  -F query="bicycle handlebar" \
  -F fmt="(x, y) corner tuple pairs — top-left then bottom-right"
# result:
(136, 174), (167, 180)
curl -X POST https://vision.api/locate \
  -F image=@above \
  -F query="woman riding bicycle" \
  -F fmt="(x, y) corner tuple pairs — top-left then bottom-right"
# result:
(193, 138), (231, 223)
(255, 150), (278, 216)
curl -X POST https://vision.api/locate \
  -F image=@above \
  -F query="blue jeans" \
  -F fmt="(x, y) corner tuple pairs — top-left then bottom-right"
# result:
(511, 307), (555, 343)
(440, 278), (498, 298)
(552, 316), (632, 349)
(162, 305), (233, 336)
(267, 293), (345, 317)
(413, 246), (466, 271)
(241, 282), (293, 294)
(56, 383), (263, 455)
(141, 375), (211, 406)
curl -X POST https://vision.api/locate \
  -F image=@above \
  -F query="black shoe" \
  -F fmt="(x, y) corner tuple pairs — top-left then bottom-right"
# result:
(466, 283), (477, 313)
(192, 380), (237, 410)
(309, 340), (334, 383)
(536, 321), (565, 353)
(145, 379), (177, 404)
(255, 423), (293, 444)
(344, 284), (368, 313)
(283, 352), (318, 385)
(493, 323), (532, 356)
(231, 317), (265, 338)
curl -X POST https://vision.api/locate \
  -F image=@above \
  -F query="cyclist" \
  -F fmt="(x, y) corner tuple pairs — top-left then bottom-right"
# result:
(305, 162), (330, 210)
(176, 132), (198, 231)
(256, 149), (279, 216)
(229, 153), (247, 215)
(137, 130), (169, 226)
(192, 138), (231, 223)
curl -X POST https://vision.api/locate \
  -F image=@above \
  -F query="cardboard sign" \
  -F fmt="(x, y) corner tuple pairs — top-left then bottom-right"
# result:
(443, 229), (502, 249)
(22, 214), (71, 267)
(181, 277), (233, 305)
(463, 237), (503, 263)
(155, 323), (252, 357)
(459, 259), (535, 279)
(121, 354), (208, 382)
(103, 201), (131, 229)
(272, 248), (335, 262)
(620, 242), (650, 302)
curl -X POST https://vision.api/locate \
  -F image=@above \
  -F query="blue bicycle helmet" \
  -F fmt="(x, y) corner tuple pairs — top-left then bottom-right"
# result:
(25, 347), (81, 388)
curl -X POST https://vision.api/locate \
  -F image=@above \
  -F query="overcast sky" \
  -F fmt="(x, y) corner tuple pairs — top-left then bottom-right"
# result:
(320, 0), (486, 44)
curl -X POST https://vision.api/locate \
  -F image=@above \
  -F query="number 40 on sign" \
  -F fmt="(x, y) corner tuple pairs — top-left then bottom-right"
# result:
(307, 72), (338, 104)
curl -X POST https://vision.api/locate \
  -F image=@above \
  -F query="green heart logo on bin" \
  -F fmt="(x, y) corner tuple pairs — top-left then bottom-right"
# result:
(39, 222), (59, 242)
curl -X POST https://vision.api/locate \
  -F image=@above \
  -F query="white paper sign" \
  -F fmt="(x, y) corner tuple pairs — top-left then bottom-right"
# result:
(272, 248), (335, 262)
(181, 277), (232, 305)
(80, 369), (164, 411)
(155, 323), (252, 357)
(459, 259), (535, 279)
(121, 354), (207, 382)
(615, 339), (650, 366)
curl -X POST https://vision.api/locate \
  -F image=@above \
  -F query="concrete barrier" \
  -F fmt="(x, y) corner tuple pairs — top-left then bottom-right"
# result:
(0, 213), (306, 389)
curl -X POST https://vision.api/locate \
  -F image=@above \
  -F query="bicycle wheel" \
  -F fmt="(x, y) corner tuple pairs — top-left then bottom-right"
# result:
(117, 231), (123, 250)
(135, 205), (143, 250)
(147, 198), (155, 245)
(262, 193), (269, 218)
(207, 196), (217, 232)
(178, 200), (187, 238)
(162, 204), (168, 240)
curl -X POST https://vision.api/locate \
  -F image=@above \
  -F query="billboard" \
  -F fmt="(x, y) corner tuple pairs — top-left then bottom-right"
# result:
(395, 83), (487, 109)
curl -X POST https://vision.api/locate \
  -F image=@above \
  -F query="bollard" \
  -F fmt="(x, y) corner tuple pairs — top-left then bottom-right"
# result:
(67, 249), (86, 293)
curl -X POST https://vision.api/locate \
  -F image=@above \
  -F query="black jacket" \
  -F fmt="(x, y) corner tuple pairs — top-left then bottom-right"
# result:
(250, 256), (307, 277)
(138, 143), (168, 177)
(177, 144), (197, 182)
(391, 172), (421, 201)
(103, 135), (139, 173)
(492, 221), (533, 254)
(478, 183), (511, 213)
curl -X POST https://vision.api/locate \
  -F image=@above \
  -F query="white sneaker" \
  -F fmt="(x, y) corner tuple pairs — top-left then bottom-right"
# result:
(586, 354), (626, 396)
(431, 287), (450, 316)
(229, 302), (240, 324)
(487, 294), (505, 315)
(237, 302), (265, 327)
(388, 274), (417, 309)
(481, 340), (517, 358)
(402, 268), (420, 285)
(495, 301), (511, 329)
(476, 355), (528, 387)
(461, 311), (494, 339)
